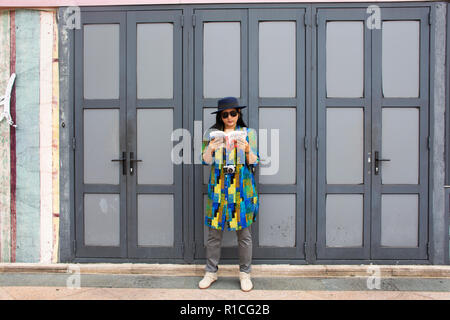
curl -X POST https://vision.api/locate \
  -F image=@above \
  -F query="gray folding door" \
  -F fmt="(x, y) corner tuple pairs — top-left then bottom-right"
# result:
(194, 8), (307, 261)
(72, 4), (432, 263)
(315, 7), (429, 260)
(74, 11), (183, 259)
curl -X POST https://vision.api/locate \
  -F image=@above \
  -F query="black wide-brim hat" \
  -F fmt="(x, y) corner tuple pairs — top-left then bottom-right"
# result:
(211, 97), (247, 114)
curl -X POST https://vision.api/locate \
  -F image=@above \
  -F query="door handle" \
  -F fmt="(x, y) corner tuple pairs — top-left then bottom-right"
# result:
(111, 151), (127, 175)
(374, 151), (390, 175)
(129, 152), (142, 175)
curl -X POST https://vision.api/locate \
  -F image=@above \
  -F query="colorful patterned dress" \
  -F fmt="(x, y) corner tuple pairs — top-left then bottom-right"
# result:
(202, 125), (259, 231)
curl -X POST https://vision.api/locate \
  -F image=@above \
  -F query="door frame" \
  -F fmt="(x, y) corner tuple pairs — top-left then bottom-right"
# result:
(370, 7), (430, 260)
(73, 11), (128, 258)
(315, 8), (373, 260)
(126, 10), (184, 260)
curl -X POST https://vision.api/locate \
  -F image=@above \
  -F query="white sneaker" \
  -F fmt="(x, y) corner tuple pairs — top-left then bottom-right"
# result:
(239, 272), (253, 292)
(199, 272), (218, 289)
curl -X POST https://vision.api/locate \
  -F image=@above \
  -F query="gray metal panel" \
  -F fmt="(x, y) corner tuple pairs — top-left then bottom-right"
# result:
(305, 5), (314, 264)
(446, 189), (450, 265)
(371, 7), (429, 260)
(446, 4), (450, 265)
(183, 6), (195, 264)
(127, 10), (184, 259)
(429, 1), (447, 266)
(75, 11), (127, 258)
(447, 3), (450, 188)
(316, 8), (372, 260)
(249, 8), (307, 260)
(58, 7), (75, 262)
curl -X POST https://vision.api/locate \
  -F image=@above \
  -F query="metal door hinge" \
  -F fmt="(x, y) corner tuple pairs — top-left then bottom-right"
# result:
(303, 242), (307, 255)
(192, 14), (196, 27)
(72, 137), (76, 150)
(304, 136), (308, 150)
(304, 12), (310, 27)
(315, 12), (319, 26)
(428, 11), (433, 26)
(315, 136), (319, 150)
(427, 136), (431, 150)
(180, 15), (184, 28)
(181, 243), (185, 256)
(72, 239), (76, 254)
(314, 243), (318, 256)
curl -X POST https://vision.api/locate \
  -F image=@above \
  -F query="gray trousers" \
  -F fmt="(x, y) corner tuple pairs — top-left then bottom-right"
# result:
(205, 225), (253, 274)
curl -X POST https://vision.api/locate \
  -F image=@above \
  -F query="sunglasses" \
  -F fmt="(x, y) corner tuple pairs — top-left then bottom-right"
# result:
(221, 110), (238, 119)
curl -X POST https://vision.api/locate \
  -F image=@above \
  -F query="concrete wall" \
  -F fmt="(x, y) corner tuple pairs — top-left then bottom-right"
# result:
(431, 2), (447, 265)
(0, 9), (60, 263)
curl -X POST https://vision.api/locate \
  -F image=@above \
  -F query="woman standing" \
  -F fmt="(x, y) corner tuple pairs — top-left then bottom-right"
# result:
(199, 97), (259, 292)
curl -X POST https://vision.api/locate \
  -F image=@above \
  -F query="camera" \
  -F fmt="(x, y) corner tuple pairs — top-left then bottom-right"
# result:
(223, 165), (236, 174)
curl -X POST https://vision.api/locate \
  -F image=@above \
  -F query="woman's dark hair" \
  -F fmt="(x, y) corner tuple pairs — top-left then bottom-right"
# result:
(209, 109), (247, 131)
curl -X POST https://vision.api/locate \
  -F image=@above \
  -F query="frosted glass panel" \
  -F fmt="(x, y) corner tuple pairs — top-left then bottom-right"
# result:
(259, 194), (295, 247)
(84, 109), (119, 184)
(259, 108), (296, 184)
(382, 21), (420, 98)
(204, 22), (240, 98)
(382, 108), (419, 184)
(84, 24), (119, 99)
(326, 194), (363, 247)
(381, 194), (419, 247)
(84, 194), (120, 246)
(326, 21), (364, 98)
(259, 21), (296, 97)
(326, 108), (364, 184)
(137, 23), (173, 99)
(138, 194), (174, 246)
(137, 109), (173, 184)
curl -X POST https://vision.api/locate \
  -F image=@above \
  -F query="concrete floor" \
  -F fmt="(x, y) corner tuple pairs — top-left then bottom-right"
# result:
(0, 272), (449, 300)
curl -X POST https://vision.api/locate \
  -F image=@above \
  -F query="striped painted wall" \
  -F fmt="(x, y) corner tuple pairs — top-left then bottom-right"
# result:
(0, 9), (60, 263)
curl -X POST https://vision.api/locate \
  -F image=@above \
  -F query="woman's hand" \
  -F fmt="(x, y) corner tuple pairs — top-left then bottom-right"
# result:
(209, 137), (224, 152)
(236, 137), (250, 153)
